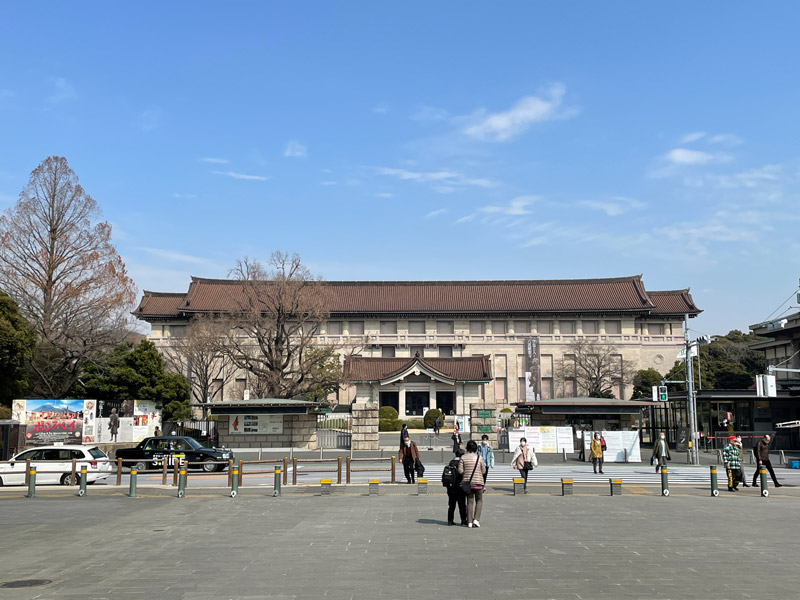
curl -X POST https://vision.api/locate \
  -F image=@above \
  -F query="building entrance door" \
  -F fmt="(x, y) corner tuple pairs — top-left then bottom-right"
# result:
(436, 391), (455, 416)
(405, 392), (429, 417)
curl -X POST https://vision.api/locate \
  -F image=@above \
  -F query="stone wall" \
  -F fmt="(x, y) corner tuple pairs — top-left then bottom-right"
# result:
(470, 406), (498, 449)
(216, 414), (318, 449)
(351, 401), (379, 450)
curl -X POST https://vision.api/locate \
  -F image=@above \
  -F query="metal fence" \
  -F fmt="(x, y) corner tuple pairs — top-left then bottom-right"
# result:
(316, 413), (352, 449)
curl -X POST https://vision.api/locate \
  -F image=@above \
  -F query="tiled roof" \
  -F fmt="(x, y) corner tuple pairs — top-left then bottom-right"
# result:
(344, 355), (492, 383)
(648, 290), (702, 316)
(135, 291), (185, 318)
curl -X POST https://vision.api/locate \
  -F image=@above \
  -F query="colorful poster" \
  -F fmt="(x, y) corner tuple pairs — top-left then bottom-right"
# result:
(508, 426), (576, 453)
(523, 337), (541, 402)
(22, 399), (85, 445)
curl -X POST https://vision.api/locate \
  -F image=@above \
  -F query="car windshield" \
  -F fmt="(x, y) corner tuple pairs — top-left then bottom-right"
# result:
(185, 438), (204, 450)
(89, 447), (107, 459)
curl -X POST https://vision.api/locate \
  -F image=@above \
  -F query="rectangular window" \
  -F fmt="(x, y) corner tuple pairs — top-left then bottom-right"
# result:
(582, 321), (598, 334)
(541, 378), (553, 400)
(649, 323), (664, 336)
(605, 320), (621, 335)
(564, 379), (576, 397)
(560, 321), (575, 335)
(438, 345), (453, 357)
(518, 377), (527, 400)
(436, 321), (454, 334)
(408, 320), (426, 334)
(495, 378), (507, 401)
(381, 346), (396, 358)
(171, 325), (187, 338)
(211, 378), (224, 402)
(470, 320), (485, 334)
(234, 378), (247, 400)
(327, 321), (342, 335)
(494, 354), (508, 377)
(541, 354), (553, 377)
(380, 321), (397, 334)
(349, 321), (364, 335)
(537, 321), (552, 334)
(410, 345), (425, 358)
(491, 320), (507, 334)
(514, 320), (531, 334)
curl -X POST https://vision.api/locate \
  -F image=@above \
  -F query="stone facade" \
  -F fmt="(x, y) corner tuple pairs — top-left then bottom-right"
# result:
(216, 413), (318, 449)
(351, 401), (379, 450)
(470, 406), (498, 449)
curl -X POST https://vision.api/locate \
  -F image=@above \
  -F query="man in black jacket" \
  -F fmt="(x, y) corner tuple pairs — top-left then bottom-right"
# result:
(752, 434), (782, 487)
(445, 451), (468, 526)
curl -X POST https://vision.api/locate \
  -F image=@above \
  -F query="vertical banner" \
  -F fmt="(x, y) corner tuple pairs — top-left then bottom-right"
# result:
(524, 336), (541, 402)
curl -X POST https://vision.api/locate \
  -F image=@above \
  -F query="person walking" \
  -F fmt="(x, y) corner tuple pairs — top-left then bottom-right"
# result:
(479, 434), (495, 484)
(723, 435), (742, 492)
(433, 416), (440, 437)
(400, 423), (409, 446)
(735, 436), (750, 487)
(590, 432), (604, 474)
(451, 427), (463, 455)
(443, 450), (468, 526)
(511, 437), (537, 493)
(752, 434), (783, 487)
(651, 432), (671, 473)
(458, 440), (486, 528)
(398, 436), (420, 484)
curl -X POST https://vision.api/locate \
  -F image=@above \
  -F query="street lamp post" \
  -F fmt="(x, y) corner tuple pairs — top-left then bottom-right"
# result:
(684, 315), (699, 465)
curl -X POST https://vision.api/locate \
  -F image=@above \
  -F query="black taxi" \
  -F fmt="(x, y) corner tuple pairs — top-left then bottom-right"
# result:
(114, 436), (233, 472)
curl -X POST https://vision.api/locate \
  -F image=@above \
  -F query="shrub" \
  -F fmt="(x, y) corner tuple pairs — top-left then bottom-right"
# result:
(404, 419), (425, 430)
(423, 408), (444, 429)
(500, 408), (513, 414)
(379, 418), (404, 432)
(379, 406), (398, 420)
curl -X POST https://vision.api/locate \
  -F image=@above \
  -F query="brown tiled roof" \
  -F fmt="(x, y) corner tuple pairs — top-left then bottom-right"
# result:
(134, 291), (185, 318)
(648, 290), (702, 316)
(344, 355), (492, 383)
(163, 275), (656, 316)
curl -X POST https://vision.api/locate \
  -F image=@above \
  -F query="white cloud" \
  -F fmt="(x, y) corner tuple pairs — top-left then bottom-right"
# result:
(580, 196), (646, 216)
(139, 247), (214, 265)
(708, 133), (743, 145)
(212, 170), (270, 181)
(426, 208), (447, 218)
(704, 165), (781, 189)
(284, 141), (308, 158)
(374, 167), (496, 189)
(681, 131), (707, 143)
(479, 195), (538, 215)
(411, 105), (450, 121)
(138, 107), (163, 132)
(455, 214), (475, 224)
(47, 77), (76, 104)
(664, 148), (732, 165)
(199, 157), (229, 164)
(464, 83), (576, 142)
(372, 103), (389, 114)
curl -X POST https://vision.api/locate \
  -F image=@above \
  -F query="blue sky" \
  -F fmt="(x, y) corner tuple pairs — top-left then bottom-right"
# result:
(1, 3), (799, 336)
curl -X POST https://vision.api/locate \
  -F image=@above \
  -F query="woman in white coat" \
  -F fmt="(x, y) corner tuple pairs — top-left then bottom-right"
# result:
(511, 437), (537, 493)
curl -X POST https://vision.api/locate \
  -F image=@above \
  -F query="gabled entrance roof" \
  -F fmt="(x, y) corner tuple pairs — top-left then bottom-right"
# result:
(345, 354), (492, 385)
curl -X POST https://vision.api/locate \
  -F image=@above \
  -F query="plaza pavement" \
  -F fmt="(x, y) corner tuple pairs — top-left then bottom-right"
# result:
(2, 485), (800, 600)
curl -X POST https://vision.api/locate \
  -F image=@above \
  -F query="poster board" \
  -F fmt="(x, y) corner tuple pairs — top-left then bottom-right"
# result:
(229, 414), (284, 435)
(507, 426), (575, 453)
(583, 430), (641, 462)
(12, 399), (86, 445)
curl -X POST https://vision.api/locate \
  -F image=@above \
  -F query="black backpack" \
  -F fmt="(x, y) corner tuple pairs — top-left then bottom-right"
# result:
(441, 460), (458, 488)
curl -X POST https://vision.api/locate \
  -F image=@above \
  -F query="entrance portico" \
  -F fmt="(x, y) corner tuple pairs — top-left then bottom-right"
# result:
(345, 354), (492, 420)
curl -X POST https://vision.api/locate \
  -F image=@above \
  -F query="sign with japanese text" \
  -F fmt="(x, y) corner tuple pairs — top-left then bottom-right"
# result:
(19, 399), (85, 445)
(229, 414), (284, 435)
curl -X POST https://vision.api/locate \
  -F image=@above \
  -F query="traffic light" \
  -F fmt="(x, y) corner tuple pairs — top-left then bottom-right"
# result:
(658, 386), (668, 401)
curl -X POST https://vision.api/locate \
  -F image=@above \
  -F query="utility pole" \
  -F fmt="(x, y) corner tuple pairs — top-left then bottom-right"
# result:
(684, 315), (699, 465)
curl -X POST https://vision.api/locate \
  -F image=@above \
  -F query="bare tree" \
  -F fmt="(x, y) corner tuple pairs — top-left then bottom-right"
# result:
(162, 318), (236, 416)
(555, 338), (636, 398)
(217, 252), (343, 400)
(0, 156), (136, 397)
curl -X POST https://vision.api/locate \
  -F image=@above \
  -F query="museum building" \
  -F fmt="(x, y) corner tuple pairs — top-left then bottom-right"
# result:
(135, 275), (701, 421)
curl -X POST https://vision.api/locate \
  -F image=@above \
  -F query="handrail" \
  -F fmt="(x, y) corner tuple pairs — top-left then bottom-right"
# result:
(292, 457), (342, 485)
(346, 456), (396, 484)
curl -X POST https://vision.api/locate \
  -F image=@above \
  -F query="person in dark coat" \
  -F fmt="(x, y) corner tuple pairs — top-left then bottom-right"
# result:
(398, 436), (420, 483)
(445, 450), (467, 526)
(400, 423), (409, 446)
(433, 416), (440, 437)
(451, 427), (463, 455)
(753, 434), (782, 487)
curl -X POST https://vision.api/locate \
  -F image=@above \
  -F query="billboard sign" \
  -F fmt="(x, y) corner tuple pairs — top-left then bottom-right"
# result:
(20, 399), (86, 445)
(524, 337), (541, 402)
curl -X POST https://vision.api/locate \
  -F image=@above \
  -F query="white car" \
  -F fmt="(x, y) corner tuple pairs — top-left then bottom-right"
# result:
(0, 445), (114, 486)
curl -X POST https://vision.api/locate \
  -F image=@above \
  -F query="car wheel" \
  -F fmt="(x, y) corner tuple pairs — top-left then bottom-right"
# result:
(202, 458), (217, 472)
(60, 473), (73, 486)
(0, 476), (4, 486)
(133, 461), (148, 473)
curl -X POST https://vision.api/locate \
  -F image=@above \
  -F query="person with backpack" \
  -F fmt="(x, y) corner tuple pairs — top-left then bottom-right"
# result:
(458, 440), (487, 528)
(442, 450), (467, 526)
(511, 437), (537, 493)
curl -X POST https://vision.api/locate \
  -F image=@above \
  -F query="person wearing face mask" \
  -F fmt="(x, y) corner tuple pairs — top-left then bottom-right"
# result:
(734, 436), (750, 487)
(479, 434), (495, 484)
(457, 440), (487, 527)
(398, 436), (420, 484)
(651, 432), (671, 473)
(511, 437), (537, 493)
(590, 432), (604, 474)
